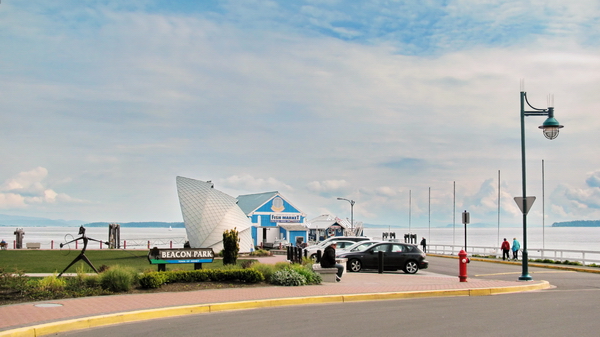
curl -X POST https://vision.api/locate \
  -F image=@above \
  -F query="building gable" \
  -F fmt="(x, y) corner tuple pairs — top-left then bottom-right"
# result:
(237, 192), (304, 215)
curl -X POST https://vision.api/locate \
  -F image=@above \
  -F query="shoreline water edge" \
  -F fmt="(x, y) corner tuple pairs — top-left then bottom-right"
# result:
(1, 226), (599, 252)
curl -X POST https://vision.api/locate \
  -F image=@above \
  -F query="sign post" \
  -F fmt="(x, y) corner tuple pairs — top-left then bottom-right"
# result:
(462, 210), (470, 252)
(148, 247), (214, 271)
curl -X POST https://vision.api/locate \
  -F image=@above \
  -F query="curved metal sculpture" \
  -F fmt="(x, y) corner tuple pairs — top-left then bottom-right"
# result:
(176, 176), (253, 252)
(58, 226), (108, 277)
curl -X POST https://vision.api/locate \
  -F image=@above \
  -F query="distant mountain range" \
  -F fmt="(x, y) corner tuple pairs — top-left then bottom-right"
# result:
(552, 220), (600, 227)
(4, 213), (597, 229)
(0, 214), (86, 227)
(84, 222), (184, 228)
(0, 214), (183, 228)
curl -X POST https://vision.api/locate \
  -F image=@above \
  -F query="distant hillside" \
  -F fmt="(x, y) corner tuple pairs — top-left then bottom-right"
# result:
(0, 214), (86, 227)
(0, 214), (184, 228)
(84, 222), (185, 228)
(552, 220), (600, 227)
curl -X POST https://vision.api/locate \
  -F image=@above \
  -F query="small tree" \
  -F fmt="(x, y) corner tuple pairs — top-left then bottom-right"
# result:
(222, 228), (240, 265)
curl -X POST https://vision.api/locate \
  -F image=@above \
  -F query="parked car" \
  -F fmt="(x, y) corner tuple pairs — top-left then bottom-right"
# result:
(310, 236), (371, 247)
(335, 240), (381, 255)
(337, 242), (428, 274)
(305, 240), (357, 260)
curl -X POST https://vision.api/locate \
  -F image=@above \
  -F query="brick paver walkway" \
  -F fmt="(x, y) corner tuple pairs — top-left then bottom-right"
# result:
(0, 255), (548, 332)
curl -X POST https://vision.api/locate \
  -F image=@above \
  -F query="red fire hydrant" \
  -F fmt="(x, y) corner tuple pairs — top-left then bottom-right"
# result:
(458, 249), (470, 282)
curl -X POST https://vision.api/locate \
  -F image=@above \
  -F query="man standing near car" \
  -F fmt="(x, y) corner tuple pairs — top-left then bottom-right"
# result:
(420, 237), (427, 253)
(321, 242), (343, 282)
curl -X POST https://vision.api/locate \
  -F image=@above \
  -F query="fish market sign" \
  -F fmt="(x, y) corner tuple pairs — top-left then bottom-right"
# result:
(270, 213), (301, 223)
(148, 248), (214, 264)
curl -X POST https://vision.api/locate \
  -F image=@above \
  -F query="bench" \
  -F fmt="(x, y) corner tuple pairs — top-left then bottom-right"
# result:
(26, 242), (41, 249)
(312, 264), (338, 283)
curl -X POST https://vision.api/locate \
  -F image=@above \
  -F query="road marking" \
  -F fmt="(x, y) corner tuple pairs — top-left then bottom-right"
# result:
(475, 270), (575, 277)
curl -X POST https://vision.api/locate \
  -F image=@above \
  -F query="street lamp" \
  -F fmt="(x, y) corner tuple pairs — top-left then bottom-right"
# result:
(336, 197), (355, 232)
(518, 90), (563, 281)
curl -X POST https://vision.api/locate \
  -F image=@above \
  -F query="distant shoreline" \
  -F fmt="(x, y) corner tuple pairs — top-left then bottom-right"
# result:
(0, 222), (185, 228)
(552, 220), (600, 227)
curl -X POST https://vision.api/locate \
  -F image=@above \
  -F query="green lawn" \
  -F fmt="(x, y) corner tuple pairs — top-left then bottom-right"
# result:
(0, 250), (231, 273)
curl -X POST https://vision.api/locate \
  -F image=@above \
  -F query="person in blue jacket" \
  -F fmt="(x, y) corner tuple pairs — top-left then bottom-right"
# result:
(512, 238), (521, 260)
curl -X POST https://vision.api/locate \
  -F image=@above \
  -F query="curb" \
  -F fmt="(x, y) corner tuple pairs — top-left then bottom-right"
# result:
(0, 281), (551, 337)
(429, 254), (600, 274)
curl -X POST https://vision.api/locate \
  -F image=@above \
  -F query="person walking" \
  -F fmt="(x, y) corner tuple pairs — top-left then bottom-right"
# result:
(420, 237), (427, 253)
(321, 242), (343, 282)
(501, 238), (510, 261)
(512, 238), (521, 260)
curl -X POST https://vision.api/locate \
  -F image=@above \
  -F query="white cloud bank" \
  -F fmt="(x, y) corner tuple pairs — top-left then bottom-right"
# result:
(0, 167), (84, 209)
(0, 1), (599, 226)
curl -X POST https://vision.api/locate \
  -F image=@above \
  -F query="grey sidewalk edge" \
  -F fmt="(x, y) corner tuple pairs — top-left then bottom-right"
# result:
(429, 253), (600, 274)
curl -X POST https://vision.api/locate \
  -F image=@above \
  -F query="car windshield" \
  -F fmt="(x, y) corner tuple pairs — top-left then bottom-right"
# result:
(348, 241), (377, 252)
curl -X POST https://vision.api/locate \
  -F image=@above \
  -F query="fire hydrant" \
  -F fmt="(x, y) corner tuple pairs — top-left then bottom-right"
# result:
(458, 249), (470, 282)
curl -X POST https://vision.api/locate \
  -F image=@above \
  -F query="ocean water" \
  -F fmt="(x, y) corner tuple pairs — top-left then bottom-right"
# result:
(0, 226), (187, 249)
(363, 226), (600, 253)
(2, 225), (599, 253)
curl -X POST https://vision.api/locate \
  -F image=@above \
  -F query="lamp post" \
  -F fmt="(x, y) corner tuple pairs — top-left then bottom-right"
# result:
(337, 197), (355, 232)
(518, 90), (563, 281)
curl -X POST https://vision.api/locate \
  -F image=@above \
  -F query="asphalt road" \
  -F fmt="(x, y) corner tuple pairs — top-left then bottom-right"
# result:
(57, 256), (600, 337)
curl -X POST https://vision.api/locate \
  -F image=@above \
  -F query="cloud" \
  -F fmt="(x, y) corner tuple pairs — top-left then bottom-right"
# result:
(380, 158), (428, 173)
(1, 167), (49, 196)
(306, 180), (350, 196)
(585, 170), (600, 188)
(0, 168), (85, 209)
(549, 178), (600, 221)
(0, 2), (599, 225)
(219, 174), (293, 193)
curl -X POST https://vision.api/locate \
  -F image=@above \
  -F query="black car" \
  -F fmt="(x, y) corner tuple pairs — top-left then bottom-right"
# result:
(337, 242), (428, 274)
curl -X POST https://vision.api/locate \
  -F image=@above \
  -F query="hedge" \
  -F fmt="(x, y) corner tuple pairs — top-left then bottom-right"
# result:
(139, 268), (264, 289)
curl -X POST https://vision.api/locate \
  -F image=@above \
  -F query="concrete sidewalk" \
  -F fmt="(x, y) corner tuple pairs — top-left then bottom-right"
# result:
(0, 255), (551, 336)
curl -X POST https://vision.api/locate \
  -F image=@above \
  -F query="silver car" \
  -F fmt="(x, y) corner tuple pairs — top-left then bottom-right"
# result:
(305, 240), (357, 260)
(336, 240), (381, 256)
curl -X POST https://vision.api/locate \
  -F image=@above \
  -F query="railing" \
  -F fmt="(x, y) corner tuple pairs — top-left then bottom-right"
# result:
(427, 244), (600, 265)
(7, 237), (188, 250)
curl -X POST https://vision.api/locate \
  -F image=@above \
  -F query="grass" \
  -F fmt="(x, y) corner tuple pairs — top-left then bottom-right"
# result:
(0, 250), (236, 273)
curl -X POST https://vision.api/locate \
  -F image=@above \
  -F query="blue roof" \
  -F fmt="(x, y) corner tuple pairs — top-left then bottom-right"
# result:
(236, 191), (279, 215)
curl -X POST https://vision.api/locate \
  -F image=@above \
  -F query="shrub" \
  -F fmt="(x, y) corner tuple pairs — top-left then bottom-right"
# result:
(239, 260), (254, 269)
(249, 263), (277, 282)
(288, 264), (321, 285)
(83, 275), (101, 289)
(250, 249), (271, 257)
(139, 272), (168, 289)
(36, 274), (67, 292)
(0, 268), (29, 296)
(99, 265), (138, 292)
(138, 268), (264, 289)
(270, 269), (306, 286)
(223, 228), (240, 265)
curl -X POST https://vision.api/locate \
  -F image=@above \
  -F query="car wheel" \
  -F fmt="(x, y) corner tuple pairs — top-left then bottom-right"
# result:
(349, 259), (362, 272)
(310, 254), (317, 262)
(403, 260), (419, 274)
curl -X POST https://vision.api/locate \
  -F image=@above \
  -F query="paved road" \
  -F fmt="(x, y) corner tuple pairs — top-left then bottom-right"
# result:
(56, 256), (600, 337)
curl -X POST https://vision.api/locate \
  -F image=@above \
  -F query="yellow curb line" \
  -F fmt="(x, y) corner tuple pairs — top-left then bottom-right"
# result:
(0, 281), (550, 337)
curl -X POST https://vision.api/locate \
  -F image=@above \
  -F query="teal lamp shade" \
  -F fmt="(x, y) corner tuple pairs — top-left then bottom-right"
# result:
(539, 117), (563, 140)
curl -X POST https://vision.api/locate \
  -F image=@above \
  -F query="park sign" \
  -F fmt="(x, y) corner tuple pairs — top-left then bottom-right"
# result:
(148, 247), (214, 265)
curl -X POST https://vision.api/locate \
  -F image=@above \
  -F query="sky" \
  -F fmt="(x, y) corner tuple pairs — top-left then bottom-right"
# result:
(1, 0), (599, 229)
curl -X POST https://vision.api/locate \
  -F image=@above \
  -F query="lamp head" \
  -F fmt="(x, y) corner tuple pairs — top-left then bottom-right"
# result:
(538, 107), (563, 140)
